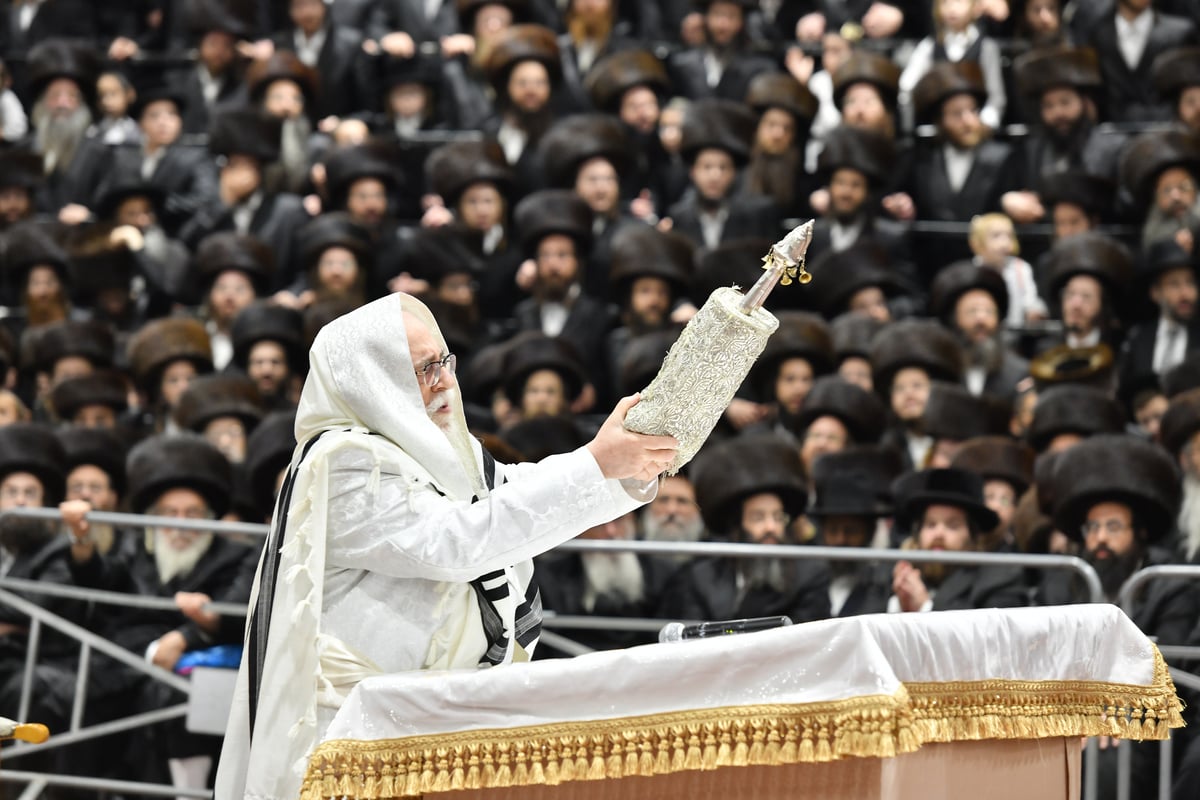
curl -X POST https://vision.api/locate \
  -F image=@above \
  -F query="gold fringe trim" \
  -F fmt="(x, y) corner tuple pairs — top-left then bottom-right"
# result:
(299, 647), (1184, 799)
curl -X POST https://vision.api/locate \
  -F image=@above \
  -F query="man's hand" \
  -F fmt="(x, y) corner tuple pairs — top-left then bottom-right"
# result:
(58, 203), (91, 225)
(586, 394), (679, 481)
(1176, 227), (1194, 254)
(108, 37), (140, 61)
(175, 592), (219, 633)
(881, 192), (915, 221)
(60, 499), (95, 562)
(785, 47), (815, 84)
(1001, 191), (1045, 224)
(892, 560), (930, 612)
(795, 12), (826, 42)
(441, 34), (475, 58)
(862, 3), (904, 38)
(152, 631), (188, 671)
(380, 31), (416, 58)
(724, 398), (768, 430)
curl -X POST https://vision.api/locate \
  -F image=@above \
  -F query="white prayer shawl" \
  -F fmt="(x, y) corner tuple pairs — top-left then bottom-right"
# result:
(215, 294), (654, 800)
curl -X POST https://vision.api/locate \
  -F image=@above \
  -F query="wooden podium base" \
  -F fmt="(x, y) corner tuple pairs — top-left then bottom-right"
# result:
(437, 738), (1081, 800)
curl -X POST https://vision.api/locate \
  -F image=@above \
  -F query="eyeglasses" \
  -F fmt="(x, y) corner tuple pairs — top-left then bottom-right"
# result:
(745, 511), (792, 526)
(1080, 519), (1130, 537)
(415, 353), (456, 388)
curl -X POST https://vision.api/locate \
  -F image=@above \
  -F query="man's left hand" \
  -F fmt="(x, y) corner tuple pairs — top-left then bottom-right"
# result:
(152, 631), (188, 671)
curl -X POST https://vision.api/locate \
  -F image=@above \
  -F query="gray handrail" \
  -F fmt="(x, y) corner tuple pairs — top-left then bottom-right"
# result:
(0, 576), (249, 618)
(1117, 565), (1200, 619)
(0, 507), (270, 537)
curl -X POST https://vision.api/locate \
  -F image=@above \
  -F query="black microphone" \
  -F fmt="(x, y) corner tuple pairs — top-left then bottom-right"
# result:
(658, 616), (792, 643)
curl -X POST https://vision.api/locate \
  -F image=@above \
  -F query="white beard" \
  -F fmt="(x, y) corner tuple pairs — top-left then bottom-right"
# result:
(32, 100), (92, 173)
(641, 512), (705, 545)
(152, 529), (215, 584)
(580, 551), (644, 612)
(426, 388), (456, 430)
(1178, 474), (1200, 561)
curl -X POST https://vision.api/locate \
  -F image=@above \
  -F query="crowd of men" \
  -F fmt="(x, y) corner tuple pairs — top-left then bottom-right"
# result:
(2, 0), (1200, 796)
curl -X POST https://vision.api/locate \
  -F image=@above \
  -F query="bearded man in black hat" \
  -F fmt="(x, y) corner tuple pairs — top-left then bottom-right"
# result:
(268, 0), (376, 120)
(742, 71), (818, 218)
(661, 435), (831, 624)
(1120, 130), (1200, 252)
(668, 0), (774, 103)
(888, 467), (1028, 613)
(1152, 46), (1200, 136)
(0, 149), (43, 230)
(231, 302), (306, 410)
(1037, 232), (1133, 353)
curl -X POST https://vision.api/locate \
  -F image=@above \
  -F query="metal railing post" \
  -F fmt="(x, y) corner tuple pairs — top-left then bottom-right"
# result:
(70, 641), (90, 732)
(16, 617), (39, 726)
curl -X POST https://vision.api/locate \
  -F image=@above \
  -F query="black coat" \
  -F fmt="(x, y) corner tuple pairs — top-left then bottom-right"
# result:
(909, 140), (1015, 223)
(666, 193), (782, 250)
(832, 563), (893, 617)
(1087, 11), (1197, 124)
(367, 0), (459, 43)
(0, 536), (91, 663)
(1015, 126), (1128, 190)
(668, 47), (776, 103)
(1118, 317), (1200, 405)
(167, 65), (248, 137)
(585, 214), (650, 303)
(927, 562), (1029, 611)
(95, 144), (221, 237)
(658, 555), (832, 624)
(513, 292), (619, 401)
(270, 23), (379, 119)
(555, 30), (636, 115)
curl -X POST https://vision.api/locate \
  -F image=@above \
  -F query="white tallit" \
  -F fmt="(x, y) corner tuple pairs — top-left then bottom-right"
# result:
(215, 294), (654, 800)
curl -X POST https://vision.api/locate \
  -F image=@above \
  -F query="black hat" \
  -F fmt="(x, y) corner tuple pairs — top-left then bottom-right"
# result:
(745, 71), (818, 133)
(586, 49), (670, 113)
(750, 311), (834, 398)
(1119, 129), (1200, 211)
(795, 376), (886, 444)
(513, 190), (593, 255)
(2, 222), (71, 286)
(922, 382), (1009, 442)
(679, 98), (758, 165)
(185, 0), (253, 38)
(1140, 238), (1195, 286)
(485, 24), (562, 92)
(832, 51), (901, 111)
(912, 61), (987, 125)
(57, 427), (128, 496)
(28, 320), (115, 374)
(500, 415), (589, 461)
(808, 445), (904, 519)
(208, 108), (282, 163)
(691, 434), (807, 535)
(0, 326), (16, 375)
(1159, 387), (1200, 459)
(869, 320), (964, 395)
(690, 238), (775, 304)
(403, 224), (486, 286)
(173, 374), (265, 434)
(1044, 232), (1134, 302)
(1026, 384), (1125, 452)
(0, 150), (44, 192)
(193, 232), (275, 296)
(1164, 352), (1200, 398)
(93, 177), (166, 221)
(48, 370), (129, 423)
(817, 126), (895, 187)
(539, 114), (634, 189)
(457, 0), (530, 30)
(245, 51), (319, 108)
(127, 318), (213, 395)
(831, 312), (886, 364)
(425, 139), (513, 208)
(297, 213), (373, 275)
(244, 410), (296, 519)
(231, 302), (307, 374)
(126, 434), (232, 517)
(1049, 434), (1180, 543)
(1013, 45), (1102, 101)
(809, 245), (908, 319)
(609, 226), (693, 300)
(323, 140), (403, 211)
(130, 79), (188, 121)
(26, 39), (101, 105)
(1038, 171), (1114, 220)
(0, 423), (67, 506)
(929, 261), (1009, 325)
(892, 467), (999, 533)
(1152, 47), (1200, 104)
(618, 327), (683, 397)
(1029, 343), (1115, 390)
(381, 53), (443, 91)
(502, 334), (588, 405)
(951, 436), (1035, 495)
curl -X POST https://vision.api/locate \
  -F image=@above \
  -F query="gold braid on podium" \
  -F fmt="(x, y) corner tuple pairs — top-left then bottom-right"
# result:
(299, 648), (1183, 799)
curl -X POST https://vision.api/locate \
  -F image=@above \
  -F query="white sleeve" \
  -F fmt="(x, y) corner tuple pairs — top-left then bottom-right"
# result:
(324, 445), (656, 583)
(979, 38), (1006, 130)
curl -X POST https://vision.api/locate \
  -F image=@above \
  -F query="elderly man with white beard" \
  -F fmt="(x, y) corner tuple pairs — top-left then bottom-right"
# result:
(1157, 388), (1200, 564)
(202, 293), (675, 800)
(641, 473), (705, 557)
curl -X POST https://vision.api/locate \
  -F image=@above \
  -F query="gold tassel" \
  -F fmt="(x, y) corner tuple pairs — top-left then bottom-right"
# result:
(361, 762), (379, 799)
(544, 757), (560, 785)
(403, 769), (420, 798)
(321, 764), (337, 797)
(379, 762), (395, 798)
(495, 763), (513, 788)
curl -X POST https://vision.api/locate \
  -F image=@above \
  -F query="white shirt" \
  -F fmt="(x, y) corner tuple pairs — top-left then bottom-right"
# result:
(1066, 328), (1102, 348)
(575, 39), (599, 74)
(1116, 9), (1154, 70)
(943, 144), (975, 194)
(699, 204), (730, 249)
(232, 191), (264, 235)
(540, 284), (581, 337)
(965, 365), (987, 396)
(206, 319), (234, 371)
(141, 146), (166, 181)
(1153, 316), (1189, 375)
(829, 574), (855, 617)
(293, 27), (327, 67)
(941, 26), (978, 63)
(906, 433), (932, 470)
(982, 256), (1047, 328)
(497, 120), (527, 165)
(197, 67), (222, 106)
(424, 0), (443, 20)
(0, 89), (28, 142)
(482, 224), (504, 255)
(393, 115), (421, 139)
(829, 219), (864, 251)
(17, 0), (43, 32)
(703, 49), (726, 89)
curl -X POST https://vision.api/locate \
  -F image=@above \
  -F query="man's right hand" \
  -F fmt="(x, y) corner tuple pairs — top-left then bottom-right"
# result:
(586, 394), (679, 481)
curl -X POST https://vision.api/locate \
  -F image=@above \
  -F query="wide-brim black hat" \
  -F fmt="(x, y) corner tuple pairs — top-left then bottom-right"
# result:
(679, 98), (758, 165)
(403, 224), (486, 286)
(690, 238), (775, 304)
(57, 427), (128, 496)
(0, 150), (45, 192)
(499, 415), (589, 461)
(832, 51), (901, 111)
(65, 223), (140, 301)
(1152, 47), (1200, 103)
(745, 71), (818, 133)
(869, 320), (964, 395)
(27, 39), (101, 106)
(1165, 352), (1200, 398)
(750, 311), (834, 398)
(817, 126), (895, 187)
(244, 409), (296, 519)
(892, 467), (999, 533)
(809, 244), (908, 319)
(126, 434), (233, 517)
(1119, 129), (1200, 211)
(1143, 236), (1196, 282)
(130, 80), (188, 122)
(586, 49), (670, 113)
(513, 190), (593, 255)
(1038, 171), (1114, 219)
(127, 317), (213, 394)
(912, 61), (987, 125)
(1012, 45), (1102, 101)
(1160, 386), (1200, 459)
(501, 334), (588, 406)
(609, 225), (693, 297)
(929, 261), (1009, 324)
(1049, 434), (1180, 543)
(425, 139), (513, 208)
(691, 434), (808, 535)
(0, 423), (67, 505)
(297, 213), (373, 275)
(950, 435), (1035, 495)
(193, 231), (275, 296)
(208, 108), (282, 163)
(539, 114), (634, 189)
(230, 302), (305, 373)
(28, 320), (115, 374)
(1044, 232), (1134, 301)
(245, 51), (319, 108)
(795, 376), (886, 444)
(185, 0), (253, 38)
(831, 312), (886, 362)
(921, 382), (1009, 442)
(618, 326), (684, 397)
(2, 222), (71, 286)
(485, 24), (562, 91)
(808, 445), (905, 519)
(93, 178), (166, 221)
(173, 373), (265, 434)
(48, 369), (130, 423)
(381, 53), (443, 91)
(1026, 384), (1125, 452)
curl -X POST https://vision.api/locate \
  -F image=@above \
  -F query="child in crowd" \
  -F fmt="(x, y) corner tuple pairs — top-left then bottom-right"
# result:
(92, 68), (141, 145)
(0, 389), (31, 427)
(0, 60), (27, 143)
(969, 213), (1048, 328)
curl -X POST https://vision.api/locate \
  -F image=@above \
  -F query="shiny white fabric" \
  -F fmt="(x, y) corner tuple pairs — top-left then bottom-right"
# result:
(215, 294), (655, 800)
(324, 605), (1157, 742)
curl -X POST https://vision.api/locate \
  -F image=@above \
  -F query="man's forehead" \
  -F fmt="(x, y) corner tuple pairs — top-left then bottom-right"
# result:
(403, 310), (442, 359)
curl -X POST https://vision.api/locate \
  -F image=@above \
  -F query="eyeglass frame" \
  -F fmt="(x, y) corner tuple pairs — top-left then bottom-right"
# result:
(1079, 518), (1132, 538)
(415, 353), (457, 388)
